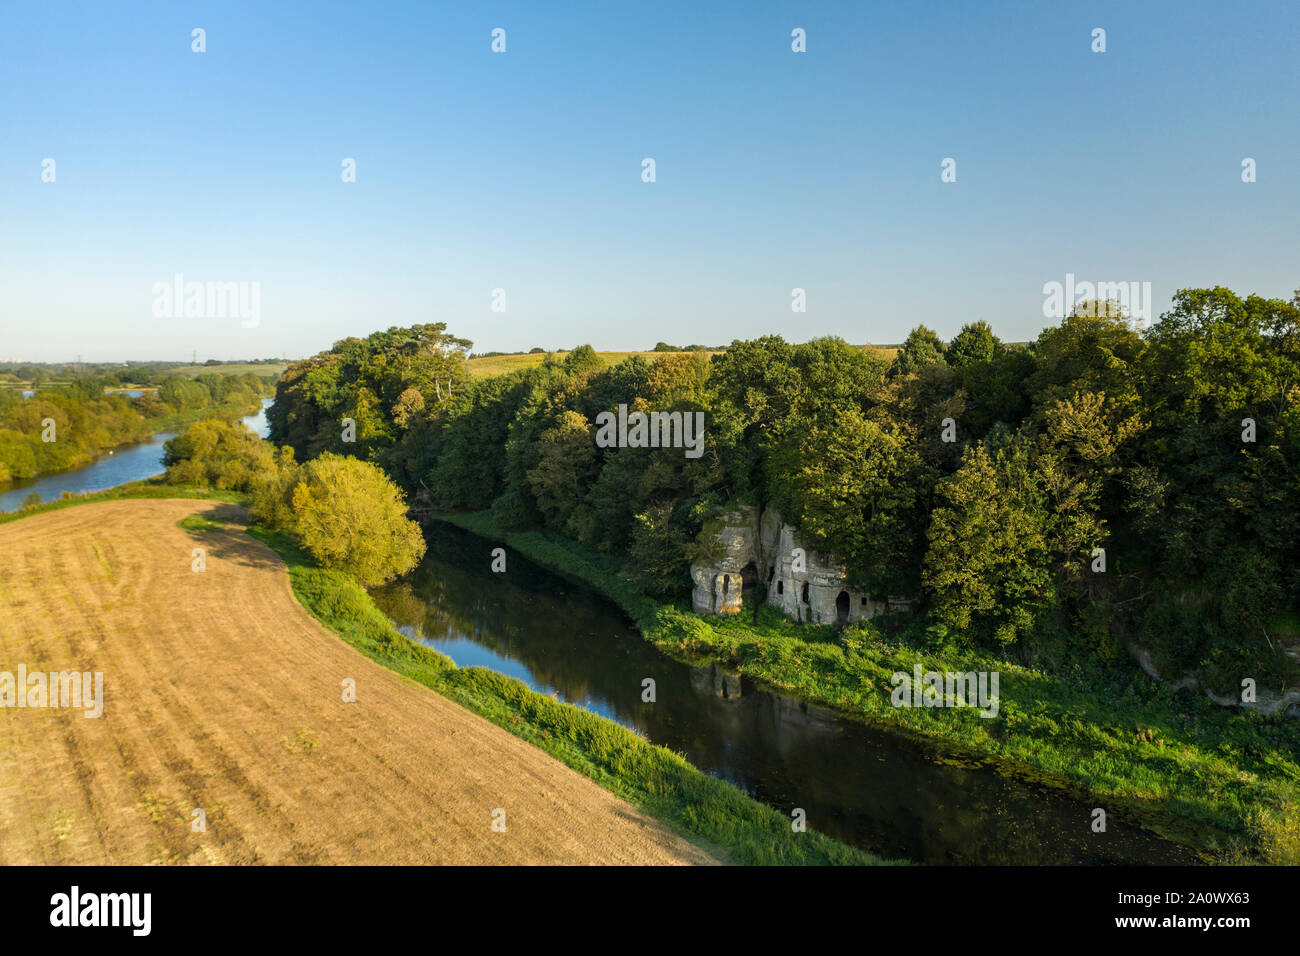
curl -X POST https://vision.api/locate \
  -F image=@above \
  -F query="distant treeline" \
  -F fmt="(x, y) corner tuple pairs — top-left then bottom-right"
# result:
(469, 349), (549, 358)
(0, 359), (284, 387)
(267, 289), (1300, 694)
(0, 372), (273, 482)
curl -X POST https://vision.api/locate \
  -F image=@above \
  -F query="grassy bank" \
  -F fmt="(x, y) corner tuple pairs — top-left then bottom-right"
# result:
(245, 523), (892, 866)
(3, 484), (889, 864)
(434, 510), (1300, 864)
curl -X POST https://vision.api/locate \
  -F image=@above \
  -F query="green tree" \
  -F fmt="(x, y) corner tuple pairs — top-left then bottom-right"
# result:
(893, 325), (948, 376)
(626, 502), (694, 597)
(767, 407), (925, 596)
(1025, 309), (1145, 412)
(526, 409), (598, 528)
(163, 419), (274, 491)
(924, 441), (1056, 647)
(288, 453), (426, 586)
(947, 321), (1000, 371)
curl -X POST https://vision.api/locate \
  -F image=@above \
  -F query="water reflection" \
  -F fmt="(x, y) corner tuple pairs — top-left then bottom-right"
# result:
(370, 522), (1200, 865)
(0, 398), (272, 512)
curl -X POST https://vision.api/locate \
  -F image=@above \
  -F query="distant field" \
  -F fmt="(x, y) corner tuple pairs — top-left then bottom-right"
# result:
(163, 363), (289, 378)
(8, 351), (902, 386)
(465, 346), (897, 378)
(464, 351), (712, 378)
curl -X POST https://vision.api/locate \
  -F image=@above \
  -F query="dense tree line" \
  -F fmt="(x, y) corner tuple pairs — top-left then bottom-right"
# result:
(163, 418), (424, 586)
(0, 372), (270, 483)
(0, 360), (283, 387)
(268, 289), (1300, 693)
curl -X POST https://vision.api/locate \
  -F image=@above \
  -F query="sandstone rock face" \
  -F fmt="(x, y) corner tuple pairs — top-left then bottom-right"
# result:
(690, 505), (910, 626)
(689, 508), (756, 616)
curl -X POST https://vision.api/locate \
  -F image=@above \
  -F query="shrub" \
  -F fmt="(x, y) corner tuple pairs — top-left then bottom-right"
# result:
(288, 453), (425, 586)
(163, 419), (273, 491)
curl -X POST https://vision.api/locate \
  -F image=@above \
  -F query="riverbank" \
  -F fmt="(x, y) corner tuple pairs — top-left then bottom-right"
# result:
(0, 398), (272, 513)
(433, 511), (1300, 865)
(0, 394), (268, 490)
(0, 496), (720, 865)
(1, 484), (889, 865)
(248, 525), (891, 865)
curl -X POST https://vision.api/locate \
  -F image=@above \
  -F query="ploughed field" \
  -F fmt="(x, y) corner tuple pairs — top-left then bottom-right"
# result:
(0, 499), (715, 865)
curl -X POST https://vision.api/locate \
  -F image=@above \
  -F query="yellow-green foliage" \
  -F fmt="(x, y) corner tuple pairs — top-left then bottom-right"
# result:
(1250, 800), (1300, 864)
(163, 424), (425, 588)
(0, 391), (149, 482)
(287, 453), (425, 586)
(164, 419), (274, 490)
(248, 446), (300, 530)
(163, 363), (289, 378)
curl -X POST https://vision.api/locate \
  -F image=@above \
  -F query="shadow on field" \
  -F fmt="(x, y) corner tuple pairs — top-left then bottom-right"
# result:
(181, 503), (287, 573)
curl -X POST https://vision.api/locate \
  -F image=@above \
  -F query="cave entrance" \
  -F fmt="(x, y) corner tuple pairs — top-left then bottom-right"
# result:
(836, 590), (850, 625)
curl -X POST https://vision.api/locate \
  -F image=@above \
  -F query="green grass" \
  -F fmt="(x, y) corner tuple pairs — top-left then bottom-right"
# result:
(245, 524), (893, 865)
(434, 510), (1300, 864)
(177, 513), (228, 533)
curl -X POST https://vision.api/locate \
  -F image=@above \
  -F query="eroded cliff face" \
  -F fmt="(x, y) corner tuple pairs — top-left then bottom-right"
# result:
(689, 508), (756, 616)
(690, 505), (909, 626)
(689, 513), (1298, 717)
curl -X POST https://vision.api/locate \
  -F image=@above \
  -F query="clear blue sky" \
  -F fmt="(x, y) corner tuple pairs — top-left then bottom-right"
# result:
(1, 0), (1297, 362)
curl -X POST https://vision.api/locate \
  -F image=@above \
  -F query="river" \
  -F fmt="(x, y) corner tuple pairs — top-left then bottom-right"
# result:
(370, 521), (1200, 865)
(0, 398), (272, 513)
(0, 404), (1201, 863)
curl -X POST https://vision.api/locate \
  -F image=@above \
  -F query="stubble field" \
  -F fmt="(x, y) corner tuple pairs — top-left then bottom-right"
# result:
(0, 499), (715, 865)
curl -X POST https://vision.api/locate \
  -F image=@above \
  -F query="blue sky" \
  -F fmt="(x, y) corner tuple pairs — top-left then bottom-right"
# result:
(1, 0), (1297, 362)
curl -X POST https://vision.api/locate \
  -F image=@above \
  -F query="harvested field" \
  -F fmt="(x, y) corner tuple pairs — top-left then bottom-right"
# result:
(463, 347), (896, 378)
(0, 499), (716, 865)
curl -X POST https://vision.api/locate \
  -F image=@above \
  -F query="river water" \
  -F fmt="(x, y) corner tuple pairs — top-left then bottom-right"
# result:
(369, 522), (1201, 865)
(0, 399), (272, 513)
(0, 402), (1202, 864)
